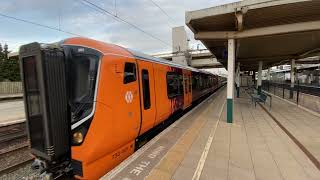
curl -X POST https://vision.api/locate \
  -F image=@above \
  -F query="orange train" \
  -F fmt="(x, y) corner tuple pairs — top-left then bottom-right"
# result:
(19, 37), (225, 179)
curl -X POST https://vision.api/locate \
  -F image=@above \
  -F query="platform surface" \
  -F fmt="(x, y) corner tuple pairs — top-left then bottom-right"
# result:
(261, 94), (320, 163)
(0, 100), (25, 126)
(103, 87), (320, 180)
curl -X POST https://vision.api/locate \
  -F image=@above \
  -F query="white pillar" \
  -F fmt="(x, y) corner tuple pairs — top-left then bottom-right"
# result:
(267, 67), (271, 92)
(290, 59), (295, 98)
(227, 39), (235, 123)
(290, 60), (295, 87)
(257, 61), (263, 94)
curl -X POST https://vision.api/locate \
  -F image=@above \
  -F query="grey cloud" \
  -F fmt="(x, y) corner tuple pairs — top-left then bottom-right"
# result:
(0, 0), (240, 53)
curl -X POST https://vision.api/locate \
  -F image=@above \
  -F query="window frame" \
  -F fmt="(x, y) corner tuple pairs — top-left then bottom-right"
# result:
(166, 72), (183, 99)
(141, 69), (151, 110)
(123, 62), (137, 84)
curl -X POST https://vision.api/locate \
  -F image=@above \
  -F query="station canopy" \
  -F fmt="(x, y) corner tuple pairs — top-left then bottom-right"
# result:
(186, 0), (320, 70)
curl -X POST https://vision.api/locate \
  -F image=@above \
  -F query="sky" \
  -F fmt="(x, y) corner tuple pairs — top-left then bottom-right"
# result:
(0, 0), (240, 54)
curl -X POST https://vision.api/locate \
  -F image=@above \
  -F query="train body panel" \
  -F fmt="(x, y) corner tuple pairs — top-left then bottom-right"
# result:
(19, 37), (225, 180)
(182, 70), (192, 109)
(153, 63), (172, 126)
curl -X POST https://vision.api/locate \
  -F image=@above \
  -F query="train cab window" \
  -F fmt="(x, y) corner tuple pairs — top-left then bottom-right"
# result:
(124, 62), (136, 84)
(66, 49), (100, 124)
(142, 69), (151, 109)
(167, 72), (182, 98)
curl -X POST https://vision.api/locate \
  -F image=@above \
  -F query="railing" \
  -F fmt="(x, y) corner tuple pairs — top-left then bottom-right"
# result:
(262, 80), (320, 113)
(0, 82), (23, 95)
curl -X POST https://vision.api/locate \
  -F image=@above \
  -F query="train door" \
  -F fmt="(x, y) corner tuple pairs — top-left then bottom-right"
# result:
(183, 70), (192, 109)
(121, 60), (141, 139)
(137, 60), (156, 135)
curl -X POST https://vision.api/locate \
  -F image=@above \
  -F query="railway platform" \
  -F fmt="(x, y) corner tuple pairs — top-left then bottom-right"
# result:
(0, 100), (24, 126)
(0, 94), (23, 101)
(103, 87), (320, 180)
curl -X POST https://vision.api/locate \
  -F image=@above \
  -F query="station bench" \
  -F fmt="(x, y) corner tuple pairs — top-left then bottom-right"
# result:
(246, 87), (272, 109)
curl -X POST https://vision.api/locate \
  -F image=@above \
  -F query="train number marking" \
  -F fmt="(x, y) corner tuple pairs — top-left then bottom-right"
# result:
(125, 91), (133, 104)
(112, 146), (129, 159)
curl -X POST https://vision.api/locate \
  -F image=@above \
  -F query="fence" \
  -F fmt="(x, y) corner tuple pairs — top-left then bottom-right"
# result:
(262, 80), (320, 113)
(0, 82), (23, 94)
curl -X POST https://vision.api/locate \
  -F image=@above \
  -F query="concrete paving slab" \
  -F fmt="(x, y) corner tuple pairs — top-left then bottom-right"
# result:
(104, 87), (320, 180)
(0, 100), (25, 126)
(103, 87), (226, 180)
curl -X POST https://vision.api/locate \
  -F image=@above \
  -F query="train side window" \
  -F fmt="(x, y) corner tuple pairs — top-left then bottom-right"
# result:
(167, 72), (182, 98)
(124, 62), (136, 84)
(192, 76), (197, 90)
(189, 76), (192, 92)
(178, 74), (183, 94)
(184, 76), (188, 94)
(142, 69), (151, 109)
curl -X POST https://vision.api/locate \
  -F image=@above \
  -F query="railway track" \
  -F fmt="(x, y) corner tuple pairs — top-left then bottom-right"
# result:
(0, 122), (27, 145)
(0, 122), (34, 176)
(0, 158), (33, 175)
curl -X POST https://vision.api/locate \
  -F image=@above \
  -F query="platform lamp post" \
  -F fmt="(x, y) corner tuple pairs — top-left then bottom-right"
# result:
(227, 39), (235, 123)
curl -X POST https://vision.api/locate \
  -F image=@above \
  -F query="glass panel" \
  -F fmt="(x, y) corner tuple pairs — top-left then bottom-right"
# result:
(142, 69), (151, 109)
(67, 52), (99, 124)
(124, 63), (136, 84)
(167, 72), (183, 98)
(22, 56), (44, 151)
(189, 76), (192, 92)
(23, 56), (41, 116)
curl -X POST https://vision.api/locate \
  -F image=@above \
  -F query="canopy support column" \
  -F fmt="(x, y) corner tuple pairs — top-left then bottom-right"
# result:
(257, 61), (263, 95)
(267, 67), (271, 91)
(227, 39), (235, 123)
(290, 59), (295, 99)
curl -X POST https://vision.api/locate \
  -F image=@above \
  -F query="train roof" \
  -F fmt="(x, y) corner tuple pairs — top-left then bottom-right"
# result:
(126, 48), (215, 75)
(63, 37), (215, 75)
(126, 48), (195, 71)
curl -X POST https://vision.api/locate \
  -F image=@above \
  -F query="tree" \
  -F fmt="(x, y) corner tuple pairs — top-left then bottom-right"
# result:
(3, 44), (8, 59)
(0, 44), (21, 81)
(0, 43), (3, 59)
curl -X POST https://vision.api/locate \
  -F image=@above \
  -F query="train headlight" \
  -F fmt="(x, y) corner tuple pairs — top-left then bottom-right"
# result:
(72, 126), (88, 145)
(73, 132), (84, 144)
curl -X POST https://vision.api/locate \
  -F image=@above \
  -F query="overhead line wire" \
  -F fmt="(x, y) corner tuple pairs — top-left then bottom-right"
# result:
(80, 0), (171, 47)
(147, 0), (176, 25)
(0, 12), (83, 37)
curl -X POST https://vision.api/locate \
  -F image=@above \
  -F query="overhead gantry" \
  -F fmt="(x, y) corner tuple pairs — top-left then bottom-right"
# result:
(186, 0), (320, 123)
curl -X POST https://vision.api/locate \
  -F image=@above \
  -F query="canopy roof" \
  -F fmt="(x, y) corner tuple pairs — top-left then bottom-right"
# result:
(186, 0), (320, 70)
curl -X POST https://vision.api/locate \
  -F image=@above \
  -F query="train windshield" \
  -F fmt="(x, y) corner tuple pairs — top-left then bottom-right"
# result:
(65, 46), (101, 125)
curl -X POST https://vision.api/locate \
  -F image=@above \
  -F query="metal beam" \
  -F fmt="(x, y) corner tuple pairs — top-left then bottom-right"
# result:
(195, 20), (320, 40)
